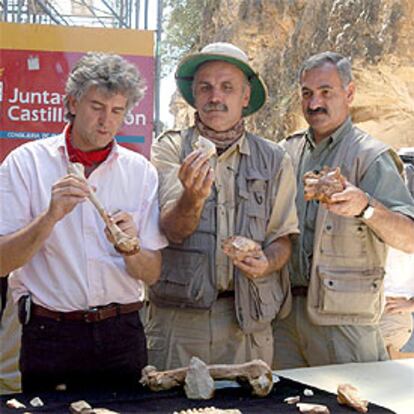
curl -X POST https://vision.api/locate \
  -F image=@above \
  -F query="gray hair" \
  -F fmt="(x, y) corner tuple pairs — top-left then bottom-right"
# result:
(64, 52), (146, 122)
(298, 51), (353, 88)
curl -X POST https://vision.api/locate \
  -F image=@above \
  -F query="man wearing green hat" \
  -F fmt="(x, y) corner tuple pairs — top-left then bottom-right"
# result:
(147, 42), (299, 369)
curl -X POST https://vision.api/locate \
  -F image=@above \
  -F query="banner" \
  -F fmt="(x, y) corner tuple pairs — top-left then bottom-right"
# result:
(0, 22), (154, 161)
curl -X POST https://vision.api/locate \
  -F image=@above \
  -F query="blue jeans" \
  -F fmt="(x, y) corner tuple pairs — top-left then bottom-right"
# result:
(20, 311), (147, 392)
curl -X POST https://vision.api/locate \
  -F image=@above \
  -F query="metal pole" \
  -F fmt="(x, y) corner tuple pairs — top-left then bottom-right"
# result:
(101, 0), (128, 28)
(135, 0), (140, 29)
(3, 0), (8, 22)
(17, 0), (24, 23)
(144, 0), (148, 29)
(154, 0), (163, 137)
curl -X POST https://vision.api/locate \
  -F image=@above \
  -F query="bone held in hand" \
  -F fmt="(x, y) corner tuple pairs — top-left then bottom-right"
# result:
(67, 162), (139, 254)
(303, 166), (346, 204)
(222, 236), (261, 262)
(140, 358), (273, 397)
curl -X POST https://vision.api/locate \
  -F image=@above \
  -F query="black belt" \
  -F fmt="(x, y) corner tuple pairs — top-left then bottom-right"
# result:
(217, 291), (235, 299)
(31, 302), (143, 323)
(291, 286), (308, 297)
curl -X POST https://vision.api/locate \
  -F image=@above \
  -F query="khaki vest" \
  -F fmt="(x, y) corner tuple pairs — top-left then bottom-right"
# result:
(150, 128), (291, 333)
(283, 125), (399, 325)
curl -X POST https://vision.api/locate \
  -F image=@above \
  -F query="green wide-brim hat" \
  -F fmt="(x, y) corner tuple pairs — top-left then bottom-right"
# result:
(175, 42), (268, 117)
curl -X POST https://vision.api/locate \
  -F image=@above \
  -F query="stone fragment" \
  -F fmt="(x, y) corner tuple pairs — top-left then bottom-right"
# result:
(184, 357), (215, 399)
(29, 397), (44, 407)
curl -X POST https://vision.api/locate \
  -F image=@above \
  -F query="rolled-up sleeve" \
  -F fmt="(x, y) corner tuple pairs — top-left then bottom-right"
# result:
(151, 132), (185, 212)
(264, 152), (300, 246)
(136, 162), (168, 251)
(0, 150), (32, 236)
(360, 151), (414, 220)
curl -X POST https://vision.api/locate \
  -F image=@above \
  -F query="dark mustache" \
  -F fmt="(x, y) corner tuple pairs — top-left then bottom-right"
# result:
(307, 107), (327, 115)
(203, 103), (228, 112)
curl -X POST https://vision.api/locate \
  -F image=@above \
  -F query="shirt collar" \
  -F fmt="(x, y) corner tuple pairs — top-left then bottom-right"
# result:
(306, 116), (353, 150)
(55, 124), (120, 162)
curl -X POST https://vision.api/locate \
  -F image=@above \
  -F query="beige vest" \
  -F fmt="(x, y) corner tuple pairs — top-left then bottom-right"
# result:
(150, 128), (291, 333)
(284, 125), (400, 325)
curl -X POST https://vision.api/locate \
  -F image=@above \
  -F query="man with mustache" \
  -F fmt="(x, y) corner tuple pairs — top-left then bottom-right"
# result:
(147, 43), (299, 369)
(272, 51), (414, 369)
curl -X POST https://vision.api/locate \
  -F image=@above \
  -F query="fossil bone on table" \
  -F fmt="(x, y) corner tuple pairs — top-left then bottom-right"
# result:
(67, 162), (139, 254)
(140, 357), (274, 398)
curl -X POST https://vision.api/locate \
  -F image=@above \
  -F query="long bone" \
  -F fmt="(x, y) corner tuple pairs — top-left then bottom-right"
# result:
(140, 358), (274, 397)
(67, 162), (140, 254)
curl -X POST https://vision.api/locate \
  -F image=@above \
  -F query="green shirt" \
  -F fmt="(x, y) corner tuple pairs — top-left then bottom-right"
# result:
(290, 117), (414, 287)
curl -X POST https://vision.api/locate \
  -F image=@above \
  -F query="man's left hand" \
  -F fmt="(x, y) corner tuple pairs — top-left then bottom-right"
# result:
(323, 181), (369, 217)
(104, 211), (138, 244)
(233, 250), (269, 280)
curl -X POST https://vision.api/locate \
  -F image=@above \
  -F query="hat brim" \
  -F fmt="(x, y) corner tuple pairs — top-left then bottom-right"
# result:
(175, 53), (267, 117)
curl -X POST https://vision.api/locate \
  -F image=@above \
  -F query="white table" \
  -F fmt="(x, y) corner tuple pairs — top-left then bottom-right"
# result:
(276, 358), (414, 414)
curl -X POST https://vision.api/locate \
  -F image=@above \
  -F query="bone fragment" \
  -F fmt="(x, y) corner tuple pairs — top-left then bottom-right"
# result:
(198, 136), (216, 158)
(184, 357), (215, 399)
(296, 402), (330, 413)
(70, 400), (92, 414)
(174, 408), (242, 414)
(67, 162), (139, 254)
(6, 398), (26, 409)
(222, 236), (261, 262)
(303, 388), (314, 397)
(284, 395), (300, 404)
(69, 400), (119, 414)
(337, 383), (369, 413)
(140, 357), (273, 397)
(303, 166), (346, 204)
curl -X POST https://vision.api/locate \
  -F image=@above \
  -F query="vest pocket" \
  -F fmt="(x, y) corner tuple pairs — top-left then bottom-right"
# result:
(320, 220), (367, 259)
(317, 267), (383, 318)
(149, 246), (216, 309)
(248, 277), (283, 322)
(246, 179), (267, 242)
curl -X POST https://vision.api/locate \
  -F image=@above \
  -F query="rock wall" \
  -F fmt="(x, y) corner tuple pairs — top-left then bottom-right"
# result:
(171, 0), (414, 149)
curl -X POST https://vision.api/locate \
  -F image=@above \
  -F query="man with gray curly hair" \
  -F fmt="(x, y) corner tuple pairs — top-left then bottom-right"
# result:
(0, 52), (167, 392)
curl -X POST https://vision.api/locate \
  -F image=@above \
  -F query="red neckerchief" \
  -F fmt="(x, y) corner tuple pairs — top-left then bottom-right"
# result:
(65, 125), (113, 168)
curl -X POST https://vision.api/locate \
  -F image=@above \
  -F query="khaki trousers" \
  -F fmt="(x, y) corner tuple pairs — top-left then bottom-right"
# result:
(272, 296), (388, 370)
(379, 312), (413, 351)
(145, 297), (273, 370)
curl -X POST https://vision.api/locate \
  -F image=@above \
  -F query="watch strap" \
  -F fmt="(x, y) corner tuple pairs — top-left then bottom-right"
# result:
(355, 192), (372, 218)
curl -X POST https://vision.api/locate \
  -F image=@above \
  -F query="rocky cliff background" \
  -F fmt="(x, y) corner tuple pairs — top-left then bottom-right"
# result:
(170, 0), (414, 149)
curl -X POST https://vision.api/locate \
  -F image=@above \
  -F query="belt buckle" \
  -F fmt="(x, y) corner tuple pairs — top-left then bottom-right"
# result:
(84, 307), (99, 323)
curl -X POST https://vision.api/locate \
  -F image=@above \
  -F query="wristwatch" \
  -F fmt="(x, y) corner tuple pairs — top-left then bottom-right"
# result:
(355, 193), (375, 220)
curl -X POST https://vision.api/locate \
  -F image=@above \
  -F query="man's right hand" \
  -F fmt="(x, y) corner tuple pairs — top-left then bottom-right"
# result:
(178, 150), (214, 203)
(47, 174), (90, 222)
(159, 150), (214, 244)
